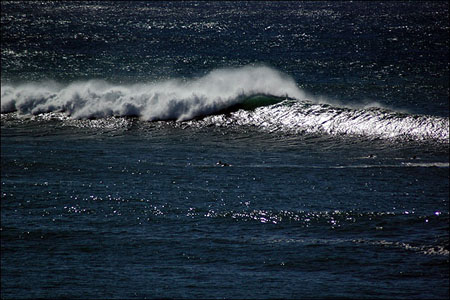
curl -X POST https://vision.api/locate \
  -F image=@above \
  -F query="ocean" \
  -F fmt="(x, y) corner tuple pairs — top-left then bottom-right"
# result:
(1, 1), (449, 299)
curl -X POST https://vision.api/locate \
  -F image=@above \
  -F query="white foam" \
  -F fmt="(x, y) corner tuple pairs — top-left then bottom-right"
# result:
(196, 100), (449, 142)
(401, 162), (450, 168)
(1, 65), (305, 121)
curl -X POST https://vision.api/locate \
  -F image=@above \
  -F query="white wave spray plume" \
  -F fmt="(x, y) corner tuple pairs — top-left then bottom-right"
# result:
(1, 65), (305, 121)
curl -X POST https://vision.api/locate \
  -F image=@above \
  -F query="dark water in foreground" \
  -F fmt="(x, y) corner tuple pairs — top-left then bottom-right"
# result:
(1, 1), (449, 299)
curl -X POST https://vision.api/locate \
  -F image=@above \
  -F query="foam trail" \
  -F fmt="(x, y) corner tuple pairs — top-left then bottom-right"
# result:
(1, 66), (305, 121)
(196, 100), (449, 142)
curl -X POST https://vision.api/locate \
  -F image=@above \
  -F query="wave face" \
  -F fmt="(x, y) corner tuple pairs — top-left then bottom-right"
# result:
(1, 66), (304, 121)
(1, 66), (449, 142)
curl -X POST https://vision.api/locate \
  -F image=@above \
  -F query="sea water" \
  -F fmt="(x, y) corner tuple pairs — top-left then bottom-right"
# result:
(1, 1), (449, 299)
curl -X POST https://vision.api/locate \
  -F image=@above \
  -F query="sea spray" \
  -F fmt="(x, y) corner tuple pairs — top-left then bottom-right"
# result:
(1, 66), (305, 121)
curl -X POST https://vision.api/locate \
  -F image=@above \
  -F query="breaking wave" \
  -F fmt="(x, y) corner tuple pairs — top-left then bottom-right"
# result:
(1, 65), (449, 142)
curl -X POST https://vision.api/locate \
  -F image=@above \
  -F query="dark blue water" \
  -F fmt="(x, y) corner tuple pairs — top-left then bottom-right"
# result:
(1, 1), (449, 299)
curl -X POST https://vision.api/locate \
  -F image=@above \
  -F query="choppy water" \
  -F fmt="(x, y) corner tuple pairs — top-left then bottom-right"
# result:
(1, 1), (449, 299)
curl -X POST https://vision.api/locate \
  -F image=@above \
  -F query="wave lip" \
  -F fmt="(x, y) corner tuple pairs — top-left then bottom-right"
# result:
(0, 65), (304, 121)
